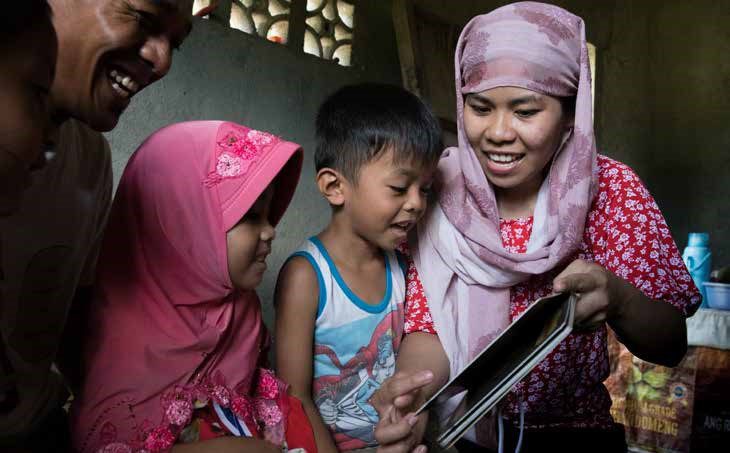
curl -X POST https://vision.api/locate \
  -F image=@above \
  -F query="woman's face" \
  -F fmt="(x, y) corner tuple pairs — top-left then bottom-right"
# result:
(463, 86), (571, 196)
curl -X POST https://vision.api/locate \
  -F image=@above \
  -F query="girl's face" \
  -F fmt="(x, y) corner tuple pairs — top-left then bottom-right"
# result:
(0, 16), (57, 215)
(463, 86), (571, 197)
(226, 185), (276, 291)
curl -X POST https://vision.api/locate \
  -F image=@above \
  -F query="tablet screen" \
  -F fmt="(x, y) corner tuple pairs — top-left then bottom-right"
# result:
(417, 292), (575, 447)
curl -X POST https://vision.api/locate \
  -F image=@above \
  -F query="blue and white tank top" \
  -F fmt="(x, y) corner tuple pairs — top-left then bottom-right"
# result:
(289, 237), (406, 451)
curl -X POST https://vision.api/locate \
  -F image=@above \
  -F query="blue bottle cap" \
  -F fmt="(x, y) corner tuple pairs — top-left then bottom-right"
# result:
(688, 232), (710, 247)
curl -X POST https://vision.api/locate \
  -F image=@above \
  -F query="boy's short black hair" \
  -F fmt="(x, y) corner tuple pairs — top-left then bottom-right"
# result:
(315, 83), (443, 181)
(1, 1), (52, 40)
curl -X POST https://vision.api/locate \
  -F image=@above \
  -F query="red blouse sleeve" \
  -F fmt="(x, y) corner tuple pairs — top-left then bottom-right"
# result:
(588, 156), (702, 317)
(397, 242), (437, 335)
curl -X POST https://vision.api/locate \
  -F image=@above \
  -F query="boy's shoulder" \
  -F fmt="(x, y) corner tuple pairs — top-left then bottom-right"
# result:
(275, 254), (321, 315)
(278, 238), (321, 291)
(279, 246), (319, 284)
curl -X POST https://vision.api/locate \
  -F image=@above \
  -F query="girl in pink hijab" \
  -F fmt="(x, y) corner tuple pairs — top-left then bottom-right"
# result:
(373, 2), (699, 452)
(70, 121), (315, 452)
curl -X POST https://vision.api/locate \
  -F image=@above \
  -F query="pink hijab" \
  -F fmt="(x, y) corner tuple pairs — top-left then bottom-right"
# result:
(412, 2), (598, 377)
(71, 121), (302, 452)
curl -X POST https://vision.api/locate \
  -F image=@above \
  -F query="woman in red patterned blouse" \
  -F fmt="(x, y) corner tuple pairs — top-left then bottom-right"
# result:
(372, 3), (700, 453)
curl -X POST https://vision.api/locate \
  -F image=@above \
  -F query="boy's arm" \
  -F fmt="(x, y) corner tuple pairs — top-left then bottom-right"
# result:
(171, 436), (280, 452)
(275, 257), (339, 453)
(372, 332), (449, 451)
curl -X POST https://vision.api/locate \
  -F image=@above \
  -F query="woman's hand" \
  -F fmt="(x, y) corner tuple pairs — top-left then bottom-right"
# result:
(553, 258), (687, 366)
(371, 370), (433, 453)
(552, 258), (625, 330)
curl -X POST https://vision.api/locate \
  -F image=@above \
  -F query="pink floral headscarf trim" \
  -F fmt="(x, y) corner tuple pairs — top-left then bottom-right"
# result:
(412, 1), (598, 376)
(133, 368), (289, 452)
(204, 128), (279, 187)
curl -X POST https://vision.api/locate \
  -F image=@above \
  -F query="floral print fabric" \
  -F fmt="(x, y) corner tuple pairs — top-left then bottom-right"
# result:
(404, 155), (700, 428)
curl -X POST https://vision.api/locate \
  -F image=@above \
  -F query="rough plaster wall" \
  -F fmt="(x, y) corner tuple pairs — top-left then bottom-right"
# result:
(102, 0), (730, 330)
(415, 0), (730, 269)
(104, 1), (402, 327)
(646, 0), (730, 268)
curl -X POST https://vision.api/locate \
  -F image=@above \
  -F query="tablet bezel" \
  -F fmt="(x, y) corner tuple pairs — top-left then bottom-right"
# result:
(416, 292), (577, 448)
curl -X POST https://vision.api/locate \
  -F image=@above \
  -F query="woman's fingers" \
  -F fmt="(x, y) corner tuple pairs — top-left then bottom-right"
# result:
(574, 291), (601, 324)
(553, 258), (607, 294)
(553, 271), (598, 294)
(574, 310), (605, 331)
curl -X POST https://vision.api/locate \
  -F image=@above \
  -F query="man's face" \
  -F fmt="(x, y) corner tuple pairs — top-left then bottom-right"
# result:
(0, 14), (57, 215)
(49, 0), (193, 131)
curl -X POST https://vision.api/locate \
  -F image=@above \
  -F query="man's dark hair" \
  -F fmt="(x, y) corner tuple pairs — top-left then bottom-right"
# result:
(1, 1), (52, 40)
(315, 83), (443, 181)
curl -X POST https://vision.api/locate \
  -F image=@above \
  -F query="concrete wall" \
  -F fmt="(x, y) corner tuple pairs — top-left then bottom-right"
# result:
(647, 0), (730, 270)
(414, 0), (730, 269)
(105, 0), (730, 323)
(105, 0), (403, 326)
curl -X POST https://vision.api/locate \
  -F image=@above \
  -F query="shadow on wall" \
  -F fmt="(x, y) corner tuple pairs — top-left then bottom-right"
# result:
(105, 0), (404, 328)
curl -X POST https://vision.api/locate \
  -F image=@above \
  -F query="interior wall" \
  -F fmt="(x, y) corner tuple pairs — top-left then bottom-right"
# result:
(103, 0), (730, 325)
(647, 0), (730, 270)
(413, 0), (730, 269)
(104, 0), (403, 327)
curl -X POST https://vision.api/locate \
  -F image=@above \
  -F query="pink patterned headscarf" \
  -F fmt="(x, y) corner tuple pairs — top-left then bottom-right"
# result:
(71, 121), (302, 452)
(412, 2), (597, 377)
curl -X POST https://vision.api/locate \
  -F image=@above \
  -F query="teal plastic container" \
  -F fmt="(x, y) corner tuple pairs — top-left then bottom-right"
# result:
(682, 232), (712, 307)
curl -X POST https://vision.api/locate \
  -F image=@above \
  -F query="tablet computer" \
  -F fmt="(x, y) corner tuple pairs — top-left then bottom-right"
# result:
(416, 292), (577, 449)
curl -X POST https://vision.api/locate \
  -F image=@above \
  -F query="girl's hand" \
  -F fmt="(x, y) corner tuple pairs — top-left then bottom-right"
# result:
(371, 371), (433, 453)
(552, 259), (626, 330)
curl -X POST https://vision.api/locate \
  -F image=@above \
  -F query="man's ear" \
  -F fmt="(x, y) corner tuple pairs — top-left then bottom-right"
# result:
(316, 168), (347, 206)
